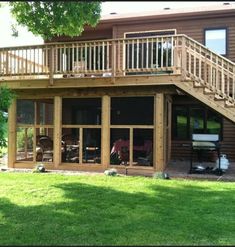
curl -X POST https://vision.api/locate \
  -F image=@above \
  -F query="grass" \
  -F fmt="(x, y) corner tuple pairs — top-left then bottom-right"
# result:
(0, 173), (235, 246)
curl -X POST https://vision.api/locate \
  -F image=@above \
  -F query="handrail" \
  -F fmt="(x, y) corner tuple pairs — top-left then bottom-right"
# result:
(180, 35), (235, 101)
(0, 34), (182, 50)
(182, 34), (235, 66)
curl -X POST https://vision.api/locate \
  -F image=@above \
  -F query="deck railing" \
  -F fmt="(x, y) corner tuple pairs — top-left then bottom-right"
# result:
(0, 34), (235, 102)
(0, 35), (179, 78)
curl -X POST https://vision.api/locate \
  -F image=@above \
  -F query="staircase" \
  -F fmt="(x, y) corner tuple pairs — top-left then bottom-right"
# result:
(174, 35), (235, 123)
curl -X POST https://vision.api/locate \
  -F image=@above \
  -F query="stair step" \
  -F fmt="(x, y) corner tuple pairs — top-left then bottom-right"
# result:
(193, 82), (205, 88)
(176, 82), (235, 123)
(214, 94), (225, 101)
(204, 88), (215, 95)
(225, 100), (235, 108)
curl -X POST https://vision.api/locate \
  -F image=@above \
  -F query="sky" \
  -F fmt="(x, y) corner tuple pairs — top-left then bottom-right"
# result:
(0, 1), (234, 47)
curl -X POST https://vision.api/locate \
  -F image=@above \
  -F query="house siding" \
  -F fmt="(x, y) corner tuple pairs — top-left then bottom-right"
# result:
(114, 15), (235, 62)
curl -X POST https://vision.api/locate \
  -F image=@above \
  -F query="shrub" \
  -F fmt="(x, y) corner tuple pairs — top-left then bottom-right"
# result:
(104, 168), (118, 176)
(33, 163), (46, 173)
(153, 172), (170, 180)
(17, 128), (33, 150)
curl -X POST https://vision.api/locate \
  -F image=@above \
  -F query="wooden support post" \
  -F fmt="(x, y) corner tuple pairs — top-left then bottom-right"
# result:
(164, 96), (172, 165)
(8, 98), (16, 168)
(53, 96), (62, 168)
(101, 95), (110, 169)
(129, 127), (133, 166)
(153, 93), (165, 172)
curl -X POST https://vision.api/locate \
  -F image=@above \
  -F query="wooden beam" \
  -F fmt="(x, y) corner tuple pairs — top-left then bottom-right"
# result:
(153, 93), (165, 172)
(8, 99), (16, 168)
(14, 85), (177, 98)
(101, 95), (110, 168)
(2, 74), (182, 89)
(53, 96), (62, 168)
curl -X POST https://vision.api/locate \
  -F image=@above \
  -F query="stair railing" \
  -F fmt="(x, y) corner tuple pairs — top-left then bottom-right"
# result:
(179, 34), (235, 104)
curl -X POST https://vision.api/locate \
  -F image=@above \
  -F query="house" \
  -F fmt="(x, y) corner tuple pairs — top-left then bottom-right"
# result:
(1, 3), (235, 176)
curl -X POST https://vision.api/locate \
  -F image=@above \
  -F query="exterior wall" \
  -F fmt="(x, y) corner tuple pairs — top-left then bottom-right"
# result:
(48, 27), (113, 43)
(113, 15), (235, 62)
(48, 10), (235, 62)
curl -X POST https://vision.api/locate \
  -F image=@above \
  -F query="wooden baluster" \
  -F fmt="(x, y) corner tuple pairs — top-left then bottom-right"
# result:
(93, 42), (96, 71)
(131, 39), (134, 71)
(89, 43), (92, 72)
(166, 37), (169, 68)
(116, 40), (119, 74)
(160, 37), (163, 68)
(221, 59), (224, 95)
(181, 37), (187, 79)
(5, 50), (9, 75)
(146, 38), (149, 70)
(170, 36), (173, 68)
(112, 40), (116, 78)
(156, 37), (159, 69)
(136, 39), (139, 71)
(102, 42), (104, 72)
(49, 46), (54, 85)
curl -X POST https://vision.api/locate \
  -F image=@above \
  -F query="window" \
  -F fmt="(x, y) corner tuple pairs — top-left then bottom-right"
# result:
(124, 30), (176, 74)
(205, 28), (227, 55)
(172, 105), (222, 140)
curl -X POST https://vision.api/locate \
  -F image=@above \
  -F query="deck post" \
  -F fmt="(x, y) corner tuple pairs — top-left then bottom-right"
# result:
(101, 94), (110, 169)
(53, 96), (62, 169)
(8, 98), (16, 168)
(154, 93), (165, 172)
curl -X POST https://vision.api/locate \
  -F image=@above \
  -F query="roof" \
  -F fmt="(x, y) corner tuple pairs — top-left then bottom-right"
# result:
(100, 3), (235, 22)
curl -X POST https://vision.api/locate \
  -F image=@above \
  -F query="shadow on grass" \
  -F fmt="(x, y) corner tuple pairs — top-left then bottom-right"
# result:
(0, 179), (235, 245)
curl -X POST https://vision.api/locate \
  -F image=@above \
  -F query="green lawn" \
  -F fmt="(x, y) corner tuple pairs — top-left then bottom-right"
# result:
(0, 173), (235, 246)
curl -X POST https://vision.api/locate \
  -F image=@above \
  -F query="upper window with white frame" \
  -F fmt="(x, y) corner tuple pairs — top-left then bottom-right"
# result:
(205, 28), (227, 55)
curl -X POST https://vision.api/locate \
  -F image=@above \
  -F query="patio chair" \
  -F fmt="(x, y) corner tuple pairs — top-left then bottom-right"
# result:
(38, 136), (53, 162)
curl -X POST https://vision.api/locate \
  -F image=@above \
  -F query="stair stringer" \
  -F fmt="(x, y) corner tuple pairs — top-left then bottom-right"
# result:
(174, 80), (235, 123)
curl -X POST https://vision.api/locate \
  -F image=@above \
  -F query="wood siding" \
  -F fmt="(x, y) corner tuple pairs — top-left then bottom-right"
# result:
(114, 15), (235, 62)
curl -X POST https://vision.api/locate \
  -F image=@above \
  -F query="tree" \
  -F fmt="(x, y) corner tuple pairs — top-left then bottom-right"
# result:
(0, 86), (15, 148)
(9, 1), (102, 40)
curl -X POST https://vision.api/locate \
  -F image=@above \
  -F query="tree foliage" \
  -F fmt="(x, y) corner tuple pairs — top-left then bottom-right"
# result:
(0, 86), (15, 148)
(9, 1), (102, 40)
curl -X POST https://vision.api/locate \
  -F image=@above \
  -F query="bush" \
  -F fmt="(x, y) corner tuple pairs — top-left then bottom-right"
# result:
(104, 168), (118, 176)
(17, 128), (33, 150)
(0, 86), (15, 148)
(153, 172), (170, 180)
(33, 163), (46, 173)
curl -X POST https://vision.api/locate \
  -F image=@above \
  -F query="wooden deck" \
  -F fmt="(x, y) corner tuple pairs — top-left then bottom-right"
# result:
(1, 34), (235, 122)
